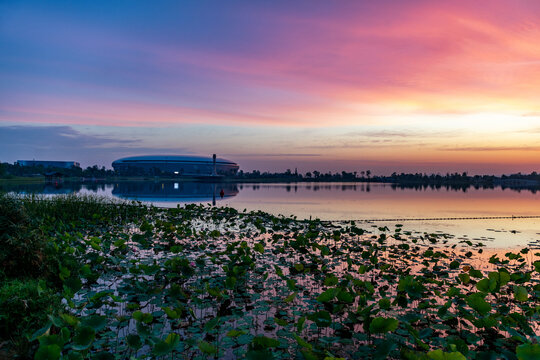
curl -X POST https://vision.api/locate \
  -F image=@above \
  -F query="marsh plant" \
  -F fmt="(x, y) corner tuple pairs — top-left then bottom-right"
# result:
(0, 194), (538, 359)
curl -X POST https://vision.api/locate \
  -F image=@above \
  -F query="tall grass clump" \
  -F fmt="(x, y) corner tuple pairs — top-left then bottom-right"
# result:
(0, 193), (154, 357)
(0, 193), (53, 280)
(20, 193), (149, 225)
(0, 194), (64, 357)
(0, 279), (61, 358)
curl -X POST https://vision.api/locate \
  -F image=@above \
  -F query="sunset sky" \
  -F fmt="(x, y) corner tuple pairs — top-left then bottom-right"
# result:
(1, 0), (540, 174)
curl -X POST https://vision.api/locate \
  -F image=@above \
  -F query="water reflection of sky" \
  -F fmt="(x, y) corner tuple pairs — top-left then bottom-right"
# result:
(5, 181), (540, 248)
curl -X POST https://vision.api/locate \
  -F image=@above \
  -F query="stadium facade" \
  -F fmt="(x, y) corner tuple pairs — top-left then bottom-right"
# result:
(111, 155), (239, 176)
(16, 160), (81, 169)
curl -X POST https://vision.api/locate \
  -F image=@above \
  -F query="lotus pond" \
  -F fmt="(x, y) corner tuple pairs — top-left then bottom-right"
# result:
(1, 195), (539, 359)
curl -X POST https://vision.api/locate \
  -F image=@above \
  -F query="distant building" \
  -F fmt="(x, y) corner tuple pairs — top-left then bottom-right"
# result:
(111, 155), (239, 176)
(16, 160), (80, 169)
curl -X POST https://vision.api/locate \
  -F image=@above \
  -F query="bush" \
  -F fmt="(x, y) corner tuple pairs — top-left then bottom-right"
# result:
(0, 194), (52, 280)
(0, 279), (61, 356)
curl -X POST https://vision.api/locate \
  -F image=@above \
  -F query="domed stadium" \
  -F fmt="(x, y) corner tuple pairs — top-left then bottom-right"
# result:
(112, 155), (239, 176)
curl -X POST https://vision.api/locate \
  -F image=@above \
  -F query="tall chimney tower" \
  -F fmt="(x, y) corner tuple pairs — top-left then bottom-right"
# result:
(212, 154), (217, 176)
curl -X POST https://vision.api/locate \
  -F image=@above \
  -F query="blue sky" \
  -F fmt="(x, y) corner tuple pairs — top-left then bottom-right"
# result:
(2, 1), (540, 174)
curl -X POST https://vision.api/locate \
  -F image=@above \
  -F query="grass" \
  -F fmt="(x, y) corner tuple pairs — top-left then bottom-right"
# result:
(0, 194), (538, 359)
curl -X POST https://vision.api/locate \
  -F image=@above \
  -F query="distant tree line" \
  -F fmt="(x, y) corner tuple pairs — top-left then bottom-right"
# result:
(235, 168), (360, 181)
(383, 171), (540, 186)
(1, 162), (539, 189)
(235, 169), (540, 188)
(0, 163), (114, 179)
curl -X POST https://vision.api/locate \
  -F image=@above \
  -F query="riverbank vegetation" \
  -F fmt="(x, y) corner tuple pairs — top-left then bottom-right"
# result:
(0, 194), (539, 359)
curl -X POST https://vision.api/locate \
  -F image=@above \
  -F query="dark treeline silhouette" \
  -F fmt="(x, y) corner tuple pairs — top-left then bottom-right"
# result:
(235, 168), (360, 181)
(1, 162), (539, 191)
(382, 171), (540, 191)
(0, 163), (114, 179)
(235, 168), (540, 186)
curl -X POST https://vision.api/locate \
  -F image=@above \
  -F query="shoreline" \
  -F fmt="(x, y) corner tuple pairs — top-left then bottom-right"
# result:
(2, 176), (539, 192)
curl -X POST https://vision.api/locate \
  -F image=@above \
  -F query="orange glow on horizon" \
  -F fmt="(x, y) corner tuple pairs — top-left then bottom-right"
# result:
(1, 1), (540, 172)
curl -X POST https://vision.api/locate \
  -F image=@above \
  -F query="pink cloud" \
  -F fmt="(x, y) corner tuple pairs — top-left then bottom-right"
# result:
(3, 1), (540, 130)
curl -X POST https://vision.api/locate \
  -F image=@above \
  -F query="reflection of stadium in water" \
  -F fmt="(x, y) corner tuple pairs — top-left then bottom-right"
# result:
(112, 181), (238, 204)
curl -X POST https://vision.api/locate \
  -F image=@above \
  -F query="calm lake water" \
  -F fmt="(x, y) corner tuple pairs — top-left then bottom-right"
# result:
(4, 181), (540, 248)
